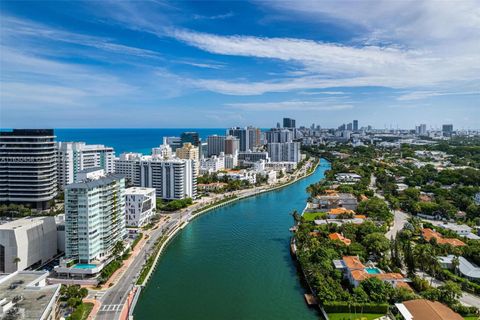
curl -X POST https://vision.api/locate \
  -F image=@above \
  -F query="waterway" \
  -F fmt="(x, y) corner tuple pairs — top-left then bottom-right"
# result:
(134, 159), (330, 320)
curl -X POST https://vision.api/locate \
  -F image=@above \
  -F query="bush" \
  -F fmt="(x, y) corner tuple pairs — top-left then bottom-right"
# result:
(100, 259), (122, 283)
(67, 302), (94, 320)
(323, 301), (389, 314)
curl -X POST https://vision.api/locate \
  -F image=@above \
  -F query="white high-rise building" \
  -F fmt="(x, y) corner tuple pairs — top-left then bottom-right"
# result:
(265, 129), (293, 143)
(115, 154), (196, 200)
(125, 187), (156, 227)
(152, 138), (173, 159)
(267, 142), (301, 163)
(64, 168), (126, 265)
(57, 142), (115, 188)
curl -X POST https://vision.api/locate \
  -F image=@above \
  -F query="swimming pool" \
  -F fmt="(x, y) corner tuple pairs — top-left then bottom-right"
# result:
(73, 264), (97, 269)
(365, 267), (381, 274)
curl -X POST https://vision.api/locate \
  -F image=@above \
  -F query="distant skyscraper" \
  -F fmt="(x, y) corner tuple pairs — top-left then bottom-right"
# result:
(207, 135), (226, 157)
(0, 129), (57, 210)
(338, 124), (346, 131)
(224, 136), (240, 155)
(227, 127), (261, 152)
(265, 128), (293, 143)
(164, 136), (182, 151)
(283, 118), (296, 128)
(415, 124), (427, 135)
(347, 123), (353, 131)
(353, 120), (359, 131)
(442, 124), (454, 137)
(267, 142), (301, 163)
(181, 132), (200, 147)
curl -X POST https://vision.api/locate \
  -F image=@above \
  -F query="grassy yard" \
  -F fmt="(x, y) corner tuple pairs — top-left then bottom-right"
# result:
(303, 211), (328, 221)
(328, 313), (385, 320)
(463, 317), (479, 320)
(67, 302), (94, 320)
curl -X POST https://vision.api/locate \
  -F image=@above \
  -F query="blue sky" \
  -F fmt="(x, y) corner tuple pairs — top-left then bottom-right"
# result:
(1, 0), (479, 129)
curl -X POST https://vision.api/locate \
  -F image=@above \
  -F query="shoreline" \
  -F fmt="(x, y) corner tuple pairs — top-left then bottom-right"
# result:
(130, 158), (322, 315)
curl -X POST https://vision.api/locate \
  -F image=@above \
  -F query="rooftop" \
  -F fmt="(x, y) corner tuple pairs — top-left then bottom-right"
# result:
(422, 228), (466, 247)
(400, 299), (463, 320)
(0, 216), (50, 231)
(0, 271), (60, 320)
(125, 187), (156, 195)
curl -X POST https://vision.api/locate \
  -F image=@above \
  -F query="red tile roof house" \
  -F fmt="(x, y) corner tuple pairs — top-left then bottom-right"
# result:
(422, 228), (466, 247)
(328, 233), (351, 246)
(333, 256), (411, 289)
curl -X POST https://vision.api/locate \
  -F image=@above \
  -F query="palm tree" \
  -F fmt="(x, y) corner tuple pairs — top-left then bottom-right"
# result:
(12, 257), (21, 270)
(452, 255), (460, 275)
(113, 241), (125, 258)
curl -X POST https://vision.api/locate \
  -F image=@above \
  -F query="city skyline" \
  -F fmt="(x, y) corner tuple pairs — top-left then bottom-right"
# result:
(1, 1), (479, 129)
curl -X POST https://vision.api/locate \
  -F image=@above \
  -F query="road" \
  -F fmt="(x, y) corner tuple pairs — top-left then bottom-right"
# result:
(93, 159), (317, 320)
(95, 218), (177, 320)
(369, 174), (409, 240)
(416, 271), (480, 307)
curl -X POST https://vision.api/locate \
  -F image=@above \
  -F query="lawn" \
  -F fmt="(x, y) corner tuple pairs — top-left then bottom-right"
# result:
(463, 317), (479, 320)
(327, 313), (385, 320)
(303, 211), (328, 221)
(67, 302), (94, 320)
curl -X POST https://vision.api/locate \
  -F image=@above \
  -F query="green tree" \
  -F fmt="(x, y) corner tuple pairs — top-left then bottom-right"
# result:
(357, 197), (393, 223)
(438, 281), (462, 306)
(363, 232), (390, 257)
(12, 257), (21, 270)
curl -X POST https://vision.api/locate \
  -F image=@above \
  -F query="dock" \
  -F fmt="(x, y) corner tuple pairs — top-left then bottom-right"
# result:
(304, 293), (318, 306)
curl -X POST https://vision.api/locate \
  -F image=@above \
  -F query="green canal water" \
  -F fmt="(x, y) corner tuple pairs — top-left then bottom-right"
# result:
(134, 159), (330, 320)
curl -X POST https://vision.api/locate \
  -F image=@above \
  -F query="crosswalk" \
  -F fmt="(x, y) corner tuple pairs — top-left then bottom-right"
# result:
(99, 304), (123, 312)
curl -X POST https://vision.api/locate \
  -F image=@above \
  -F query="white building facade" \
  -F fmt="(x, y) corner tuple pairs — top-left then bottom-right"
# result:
(0, 217), (57, 273)
(267, 142), (301, 163)
(57, 142), (115, 188)
(64, 169), (126, 265)
(125, 187), (156, 227)
(115, 154), (197, 200)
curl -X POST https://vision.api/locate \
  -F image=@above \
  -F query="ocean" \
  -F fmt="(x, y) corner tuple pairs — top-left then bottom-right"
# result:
(54, 128), (225, 155)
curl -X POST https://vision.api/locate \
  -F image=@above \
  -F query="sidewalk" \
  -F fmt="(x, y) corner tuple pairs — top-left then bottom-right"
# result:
(84, 298), (101, 320)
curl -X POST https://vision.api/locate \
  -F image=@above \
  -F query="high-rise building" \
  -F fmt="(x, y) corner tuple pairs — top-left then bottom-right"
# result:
(125, 187), (156, 227)
(338, 124), (346, 131)
(176, 142), (199, 175)
(283, 118), (296, 128)
(164, 136), (182, 151)
(64, 168), (126, 265)
(347, 123), (353, 131)
(442, 124), (454, 136)
(152, 139), (173, 159)
(115, 154), (196, 200)
(0, 216), (57, 273)
(181, 132), (200, 147)
(415, 124), (427, 135)
(353, 120), (359, 131)
(176, 142), (199, 161)
(265, 128), (293, 143)
(224, 136), (240, 155)
(57, 142), (115, 189)
(267, 142), (301, 163)
(0, 129), (57, 210)
(227, 127), (260, 152)
(207, 135), (226, 157)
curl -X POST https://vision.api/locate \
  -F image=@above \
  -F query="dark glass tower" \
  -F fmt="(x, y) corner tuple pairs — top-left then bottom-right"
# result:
(0, 129), (57, 210)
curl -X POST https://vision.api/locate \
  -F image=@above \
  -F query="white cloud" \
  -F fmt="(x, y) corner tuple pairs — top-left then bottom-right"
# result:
(397, 90), (480, 101)
(170, 28), (480, 95)
(226, 100), (353, 111)
(193, 12), (234, 20)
